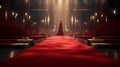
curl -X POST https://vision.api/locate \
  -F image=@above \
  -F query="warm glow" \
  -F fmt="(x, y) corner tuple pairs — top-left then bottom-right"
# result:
(42, 20), (45, 23)
(95, 12), (98, 16)
(65, 25), (68, 31)
(97, 19), (100, 22)
(5, 11), (8, 19)
(113, 9), (117, 15)
(106, 16), (108, 22)
(84, 22), (87, 25)
(0, 5), (2, 9)
(53, 29), (56, 32)
(101, 0), (107, 5)
(48, 15), (50, 25)
(15, 16), (17, 18)
(33, 22), (36, 25)
(58, 0), (62, 7)
(14, 13), (18, 19)
(101, 14), (104, 17)
(71, 16), (74, 25)
(12, 12), (15, 15)
(54, 25), (56, 28)
(90, 15), (95, 20)
(25, 0), (29, 4)
(23, 19), (25, 23)
(10, 51), (15, 58)
(15, 13), (18, 17)
(16, 13), (18, 16)
(53, 25), (56, 32)
(75, 17), (78, 23)
(53, 0), (70, 31)
(25, 12), (28, 16)
(29, 16), (31, 19)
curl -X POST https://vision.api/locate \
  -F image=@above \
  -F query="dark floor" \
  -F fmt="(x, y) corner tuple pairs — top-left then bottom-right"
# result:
(96, 48), (120, 61)
(76, 37), (120, 61)
(0, 48), (27, 63)
(0, 38), (46, 63)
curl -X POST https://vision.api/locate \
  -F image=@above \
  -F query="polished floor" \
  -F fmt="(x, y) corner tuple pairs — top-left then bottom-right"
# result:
(96, 48), (120, 61)
(76, 37), (120, 61)
(0, 48), (27, 63)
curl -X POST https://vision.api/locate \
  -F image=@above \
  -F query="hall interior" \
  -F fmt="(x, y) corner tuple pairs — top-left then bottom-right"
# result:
(0, 0), (120, 67)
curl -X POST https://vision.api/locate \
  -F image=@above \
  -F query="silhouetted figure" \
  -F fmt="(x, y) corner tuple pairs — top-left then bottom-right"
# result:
(56, 20), (64, 36)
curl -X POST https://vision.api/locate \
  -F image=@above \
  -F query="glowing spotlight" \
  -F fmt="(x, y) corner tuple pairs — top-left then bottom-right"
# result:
(15, 13), (18, 17)
(53, 0), (70, 32)
(101, 14), (104, 17)
(71, 16), (74, 24)
(25, 12), (28, 16)
(12, 12), (15, 15)
(29, 16), (31, 19)
(0, 5), (2, 9)
(57, 0), (62, 8)
(48, 15), (50, 25)
(58, 0), (62, 4)
(42, 20), (45, 23)
(95, 12), (98, 16)
(113, 9), (117, 15)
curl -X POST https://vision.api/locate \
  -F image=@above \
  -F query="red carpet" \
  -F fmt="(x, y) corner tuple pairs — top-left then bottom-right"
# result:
(0, 36), (119, 67)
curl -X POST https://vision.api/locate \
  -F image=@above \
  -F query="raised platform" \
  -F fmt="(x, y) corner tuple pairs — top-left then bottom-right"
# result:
(87, 36), (120, 48)
(0, 38), (34, 48)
